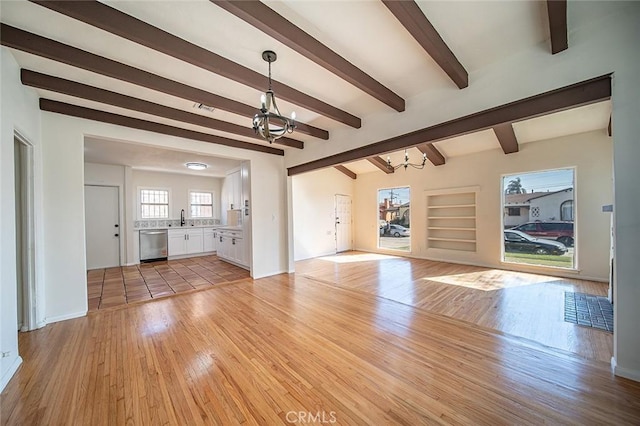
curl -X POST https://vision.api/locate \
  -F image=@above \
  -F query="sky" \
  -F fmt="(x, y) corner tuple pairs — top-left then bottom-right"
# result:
(378, 187), (410, 205)
(503, 168), (574, 193)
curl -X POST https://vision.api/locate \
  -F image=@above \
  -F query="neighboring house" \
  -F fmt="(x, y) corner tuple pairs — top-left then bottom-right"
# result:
(380, 200), (411, 227)
(398, 202), (410, 227)
(504, 188), (573, 227)
(379, 198), (399, 223)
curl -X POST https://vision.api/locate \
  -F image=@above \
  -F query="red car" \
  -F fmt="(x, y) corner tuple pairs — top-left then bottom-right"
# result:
(510, 222), (574, 247)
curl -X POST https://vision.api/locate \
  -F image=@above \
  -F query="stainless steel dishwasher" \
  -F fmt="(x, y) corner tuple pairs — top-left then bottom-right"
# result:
(139, 229), (168, 262)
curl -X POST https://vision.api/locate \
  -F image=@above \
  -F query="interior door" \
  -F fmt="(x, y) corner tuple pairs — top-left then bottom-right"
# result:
(335, 194), (352, 253)
(84, 185), (120, 269)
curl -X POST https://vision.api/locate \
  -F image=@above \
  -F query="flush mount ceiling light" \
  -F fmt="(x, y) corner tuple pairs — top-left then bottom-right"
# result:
(253, 50), (296, 144)
(185, 162), (208, 171)
(387, 150), (427, 171)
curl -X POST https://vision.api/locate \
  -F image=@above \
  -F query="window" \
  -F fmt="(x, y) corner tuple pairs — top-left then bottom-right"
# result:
(561, 200), (574, 221)
(190, 191), (213, 218)
(378, 187), (410, 252)
(507, 207), (520, 216)
(140, 189), (169, 219)
(502, 169), (575, 269)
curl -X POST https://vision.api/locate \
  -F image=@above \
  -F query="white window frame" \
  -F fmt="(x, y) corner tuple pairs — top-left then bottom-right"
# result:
(138, 187), (171, 220)
(500, 167), (577, 271)
(376, 185), (411, 253)
(189, 189), (215, 219)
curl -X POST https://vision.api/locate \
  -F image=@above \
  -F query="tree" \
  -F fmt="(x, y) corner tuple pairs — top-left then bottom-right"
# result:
(506, 177), (526, 194)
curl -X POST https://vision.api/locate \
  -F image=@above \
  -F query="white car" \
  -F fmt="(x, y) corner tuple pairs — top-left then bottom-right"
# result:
(383, 224), (410, 237)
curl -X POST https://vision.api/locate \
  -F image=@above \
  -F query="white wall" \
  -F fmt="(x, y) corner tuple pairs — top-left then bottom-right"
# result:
(292, 168), (355, 261)
(0, 48), (42, 391)
(131, 169), (222, 221)
(352, 131), (612, 282)
(41, 114), (88, 323)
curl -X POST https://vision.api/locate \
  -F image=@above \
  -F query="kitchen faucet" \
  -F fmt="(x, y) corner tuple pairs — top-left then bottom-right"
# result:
(180, 209), (185, 226)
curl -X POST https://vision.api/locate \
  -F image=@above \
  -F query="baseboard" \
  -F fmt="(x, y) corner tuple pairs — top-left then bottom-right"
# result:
(612, 357), (640, 382)
(0, 355), (23, 392)
(251, 269), (289, 280)
(46, 310), (87, 324)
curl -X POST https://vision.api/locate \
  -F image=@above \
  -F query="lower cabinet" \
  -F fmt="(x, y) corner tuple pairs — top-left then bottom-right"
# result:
(168, 228), (204, 256)
(166, 227), (247, 268)
(203, 228), (218, 252)
(218, 229), (247, 267)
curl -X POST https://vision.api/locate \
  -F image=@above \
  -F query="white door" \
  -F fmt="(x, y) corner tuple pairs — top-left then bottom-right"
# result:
(84, 185), (120, 269)
(335, 194), (352, 253)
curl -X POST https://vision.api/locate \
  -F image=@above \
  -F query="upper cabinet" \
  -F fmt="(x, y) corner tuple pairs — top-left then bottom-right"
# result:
(226, 168), (242, 210)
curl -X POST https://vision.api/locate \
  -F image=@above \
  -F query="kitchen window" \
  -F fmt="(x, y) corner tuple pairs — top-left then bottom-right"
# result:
(190, 191), (213, 218)
(140, 188), (169, 219)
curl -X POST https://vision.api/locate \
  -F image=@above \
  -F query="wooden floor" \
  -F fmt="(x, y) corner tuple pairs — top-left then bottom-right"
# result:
(297, 252), (612, 362)
(87, 255), (250, 310)
(4, 254), (638, 424)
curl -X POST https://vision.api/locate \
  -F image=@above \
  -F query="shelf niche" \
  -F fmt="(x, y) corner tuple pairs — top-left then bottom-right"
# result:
(426, 188), (477, 252)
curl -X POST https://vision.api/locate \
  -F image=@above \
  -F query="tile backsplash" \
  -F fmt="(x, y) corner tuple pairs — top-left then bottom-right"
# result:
(134, 218), (220, 229)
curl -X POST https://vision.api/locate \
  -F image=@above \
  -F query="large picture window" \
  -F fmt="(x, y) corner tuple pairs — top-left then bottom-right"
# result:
(140, 188), (169, 219)
(502, 169), (575, 269)
(378, 187), (410, 252)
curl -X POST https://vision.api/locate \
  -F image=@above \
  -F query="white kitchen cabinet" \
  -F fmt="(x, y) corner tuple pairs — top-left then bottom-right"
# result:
(225, 168), (242, 210)
(168, 228), (203, 256)
(203, 228), (218, 252)
(218, 228), (247, 268)
(168, 229), (187, 256)
(186, 228), (203, 253)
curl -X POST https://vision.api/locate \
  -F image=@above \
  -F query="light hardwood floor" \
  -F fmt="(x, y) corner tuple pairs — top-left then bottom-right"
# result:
(3, 255), (637, 425)
(297, 252), (612, 362)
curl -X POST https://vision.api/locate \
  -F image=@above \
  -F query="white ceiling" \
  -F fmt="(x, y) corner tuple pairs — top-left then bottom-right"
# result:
(0, 0), (611, 176)
(344, 100), (611, 174)
(84, 136), (241, 178)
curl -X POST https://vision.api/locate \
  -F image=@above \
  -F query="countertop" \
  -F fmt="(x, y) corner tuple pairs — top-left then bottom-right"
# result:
(134, 225), (242, 231)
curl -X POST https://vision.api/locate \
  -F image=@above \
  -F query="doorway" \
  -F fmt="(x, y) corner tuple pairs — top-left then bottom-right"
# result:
(14, 134), (36, 332)
(335, 194), (352, 253)
(84, 185), (121, 269)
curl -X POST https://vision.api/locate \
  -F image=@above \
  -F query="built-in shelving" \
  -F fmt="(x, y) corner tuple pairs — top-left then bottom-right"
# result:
(426, 188), (477, 252)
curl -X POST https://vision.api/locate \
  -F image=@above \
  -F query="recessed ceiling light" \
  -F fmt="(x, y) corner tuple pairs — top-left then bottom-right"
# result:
(186, 162), (207, 170)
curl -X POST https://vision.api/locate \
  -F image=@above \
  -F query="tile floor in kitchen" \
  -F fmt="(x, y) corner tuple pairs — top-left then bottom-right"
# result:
(87, 255), (250, 311)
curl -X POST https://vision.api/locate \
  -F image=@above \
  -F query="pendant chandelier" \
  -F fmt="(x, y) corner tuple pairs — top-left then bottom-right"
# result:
(253, 50), (296, 143)
(387, 150), (427, 171)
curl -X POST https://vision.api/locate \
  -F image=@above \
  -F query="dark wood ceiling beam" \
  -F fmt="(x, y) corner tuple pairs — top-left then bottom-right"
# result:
(28, 0), (361, 129)
(334, 165), (357, 179)
(288, 74), (611, 176)
(547, 0), (568, 54)
(211, 0), (405, 113)
(39, 99), (284, 155)
(21, 69), (303, 149)
(367, 156), (394, 174)
(382, 0), (468, 89)
(492, 123), (519, 154)
(0, 23), (327, 140)
(417, 143), (446, 166)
